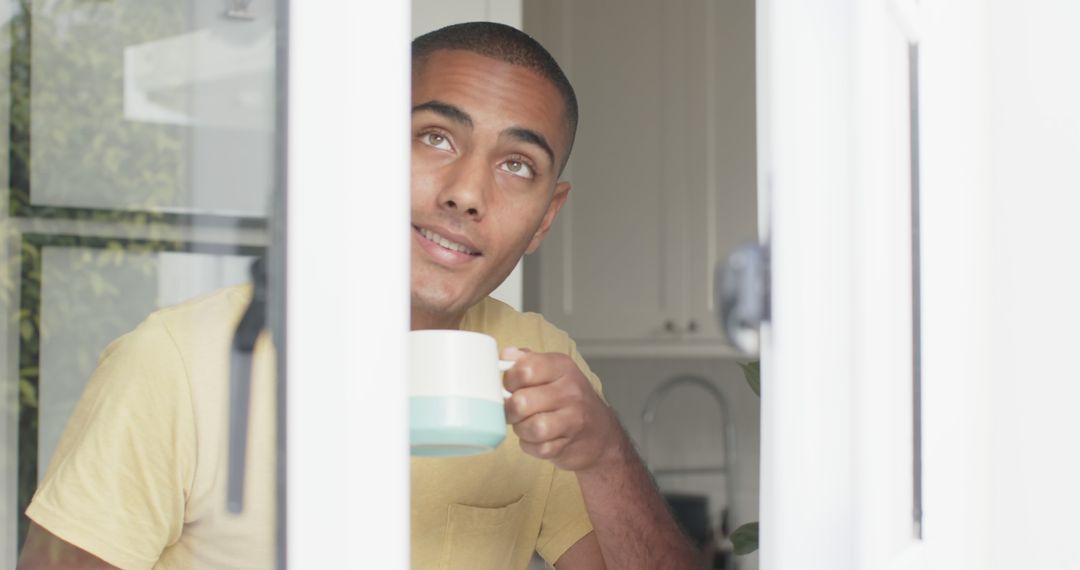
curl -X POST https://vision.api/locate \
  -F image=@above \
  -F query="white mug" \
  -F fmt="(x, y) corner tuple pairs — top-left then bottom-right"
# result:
(409, 330), (514, 456)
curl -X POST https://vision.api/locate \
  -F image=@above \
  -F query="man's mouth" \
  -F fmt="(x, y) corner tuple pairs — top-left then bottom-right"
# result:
(415, 226), (481, 256)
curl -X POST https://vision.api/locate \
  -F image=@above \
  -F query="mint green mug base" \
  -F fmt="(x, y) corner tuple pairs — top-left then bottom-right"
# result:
(410, 396), (506, 457)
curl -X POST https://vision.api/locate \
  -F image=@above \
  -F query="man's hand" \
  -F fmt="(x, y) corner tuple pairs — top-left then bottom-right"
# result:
(501, 347), (622, 472)
(502, 346), (704, 569)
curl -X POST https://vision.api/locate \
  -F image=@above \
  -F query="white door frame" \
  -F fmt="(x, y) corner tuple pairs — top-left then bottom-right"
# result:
(286, 2), (411, 568)
(757, 0), (926, 567)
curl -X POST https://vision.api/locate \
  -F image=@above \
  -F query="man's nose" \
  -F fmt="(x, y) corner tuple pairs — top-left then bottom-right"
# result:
(437, 157), (490, 219)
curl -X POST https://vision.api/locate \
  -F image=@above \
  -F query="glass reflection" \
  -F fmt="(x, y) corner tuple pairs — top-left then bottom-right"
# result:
(2, 0), (276, 566)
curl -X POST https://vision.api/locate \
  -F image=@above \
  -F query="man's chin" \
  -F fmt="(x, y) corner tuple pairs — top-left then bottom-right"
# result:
(410, 289), (478, 329)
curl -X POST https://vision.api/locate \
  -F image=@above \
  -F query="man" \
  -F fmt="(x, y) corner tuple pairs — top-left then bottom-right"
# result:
(20, 22), (701, 569)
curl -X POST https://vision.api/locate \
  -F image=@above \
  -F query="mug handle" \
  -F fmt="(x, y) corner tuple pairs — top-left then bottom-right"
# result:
(498, 359), (515, 399)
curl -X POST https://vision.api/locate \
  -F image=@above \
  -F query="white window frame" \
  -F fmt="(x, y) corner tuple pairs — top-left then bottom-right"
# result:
(286, 2), (411, 568)
(757, 0), (928, 567)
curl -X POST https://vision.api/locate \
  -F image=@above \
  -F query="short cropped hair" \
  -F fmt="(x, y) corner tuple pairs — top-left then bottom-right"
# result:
(412, 22), (579, 168)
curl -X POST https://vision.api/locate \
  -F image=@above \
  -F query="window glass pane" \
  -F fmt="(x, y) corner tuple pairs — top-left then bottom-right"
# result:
(1, 0), (279, 565)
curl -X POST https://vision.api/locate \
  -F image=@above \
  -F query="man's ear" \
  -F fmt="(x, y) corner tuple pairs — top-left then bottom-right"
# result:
(525, 181), (571, 254)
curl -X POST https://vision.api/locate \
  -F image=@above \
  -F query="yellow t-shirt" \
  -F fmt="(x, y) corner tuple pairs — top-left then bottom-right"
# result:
(412, 298), (600, 570)
(27, 287), (597, 569)
(27, 286), (277, 569)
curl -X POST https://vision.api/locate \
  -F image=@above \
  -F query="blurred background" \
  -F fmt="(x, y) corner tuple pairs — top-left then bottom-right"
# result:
(2, 1), (1078, 569)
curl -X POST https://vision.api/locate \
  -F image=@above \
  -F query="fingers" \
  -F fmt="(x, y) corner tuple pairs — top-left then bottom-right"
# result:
(519, 437), (571, 460)
(500, 347), (573, 392)
(512, 407), (583, 444)
(504, 384), (561, 423)
(498, 348), (612, 469)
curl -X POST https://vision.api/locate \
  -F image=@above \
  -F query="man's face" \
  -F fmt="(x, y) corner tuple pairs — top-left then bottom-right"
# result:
(411, 49), (571, 327)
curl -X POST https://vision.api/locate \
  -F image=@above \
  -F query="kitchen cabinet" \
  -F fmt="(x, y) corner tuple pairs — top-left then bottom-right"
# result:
(524, 0), (757, 356)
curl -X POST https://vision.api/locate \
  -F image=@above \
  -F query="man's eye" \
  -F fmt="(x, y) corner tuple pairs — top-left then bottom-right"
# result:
(501, 160), (534, 179)
(422, 132), (452, 151)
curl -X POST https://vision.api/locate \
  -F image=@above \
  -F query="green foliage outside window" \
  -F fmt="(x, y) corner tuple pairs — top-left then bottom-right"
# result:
(4, 0), (190, 546)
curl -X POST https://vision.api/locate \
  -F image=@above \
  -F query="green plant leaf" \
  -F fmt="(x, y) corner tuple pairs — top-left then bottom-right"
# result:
(737, 361), (761, 397)
(19, 378), (38, 410)
(730, 521), (759, 555)
(19, 318), (34, 344)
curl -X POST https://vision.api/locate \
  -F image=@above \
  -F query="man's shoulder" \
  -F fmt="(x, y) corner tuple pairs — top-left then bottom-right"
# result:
(153, 284), (252, 330)
(105, 284), (252, 363)
(464, 297), (575, 354)
(157, 283), (251, 315)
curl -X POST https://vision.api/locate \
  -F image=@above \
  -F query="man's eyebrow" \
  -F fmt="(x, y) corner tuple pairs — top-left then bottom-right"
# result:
(503, 127), (555, 166)
(411, 100), (473, 128)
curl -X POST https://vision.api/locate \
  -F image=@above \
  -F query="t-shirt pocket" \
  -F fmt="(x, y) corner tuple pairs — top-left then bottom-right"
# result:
(441, 495), (528, 570)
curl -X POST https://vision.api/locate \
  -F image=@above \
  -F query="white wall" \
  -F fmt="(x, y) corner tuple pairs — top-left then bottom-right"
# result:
(412, 0), (521, 35)
(919, 2), (994, 564)
(984, 1), (1080, 567)
(921, 1), (1080, 568)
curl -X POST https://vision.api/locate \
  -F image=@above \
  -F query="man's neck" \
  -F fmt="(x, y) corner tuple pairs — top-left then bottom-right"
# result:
(410, 308), (464, 331)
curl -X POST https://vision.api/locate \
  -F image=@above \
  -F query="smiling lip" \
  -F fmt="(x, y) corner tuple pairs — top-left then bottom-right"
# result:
(413, 225), (482, 265)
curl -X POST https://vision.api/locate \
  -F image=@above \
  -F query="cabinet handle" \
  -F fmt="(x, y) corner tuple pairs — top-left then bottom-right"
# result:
(687, 320), (698, 333)
(664, 319), (677, 333)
